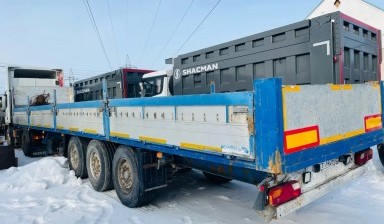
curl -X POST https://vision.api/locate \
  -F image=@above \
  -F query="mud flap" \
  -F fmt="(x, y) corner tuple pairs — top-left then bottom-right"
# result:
(137, 150), (167, 191)
(377, 143), (384, 167)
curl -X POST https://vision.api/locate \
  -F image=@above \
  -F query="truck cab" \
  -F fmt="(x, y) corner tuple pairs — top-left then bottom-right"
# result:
(0, 66), (72, 147)
(140, 70), (172, 97)
(0, 66), (67, 124)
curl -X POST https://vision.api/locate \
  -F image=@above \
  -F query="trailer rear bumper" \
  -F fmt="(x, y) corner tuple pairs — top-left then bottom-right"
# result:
(270, 163), (368, 220)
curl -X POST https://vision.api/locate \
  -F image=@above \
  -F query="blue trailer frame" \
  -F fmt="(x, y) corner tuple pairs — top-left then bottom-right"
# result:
(12, 78), (384, 185)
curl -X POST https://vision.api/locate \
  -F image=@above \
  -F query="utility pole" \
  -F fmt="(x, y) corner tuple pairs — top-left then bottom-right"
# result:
(64, 69), (76, 87)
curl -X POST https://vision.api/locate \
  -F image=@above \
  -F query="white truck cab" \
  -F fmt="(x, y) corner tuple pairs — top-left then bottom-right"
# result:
(140, 70), (172, 97)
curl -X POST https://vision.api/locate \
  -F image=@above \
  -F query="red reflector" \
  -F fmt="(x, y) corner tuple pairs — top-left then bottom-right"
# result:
(354, 149), (373, 166)
(268, 181), (301, 207)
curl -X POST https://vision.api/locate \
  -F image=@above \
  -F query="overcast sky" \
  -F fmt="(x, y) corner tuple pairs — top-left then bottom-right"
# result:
(0, 0), (383, 91)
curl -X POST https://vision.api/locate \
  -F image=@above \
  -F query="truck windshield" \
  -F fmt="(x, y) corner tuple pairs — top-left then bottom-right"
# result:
(142, 76), (164, 97)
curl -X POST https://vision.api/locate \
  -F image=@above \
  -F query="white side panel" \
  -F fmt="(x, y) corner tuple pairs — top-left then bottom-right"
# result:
(283, 84), (381, 141)
(30, 110), (53, 128)
(13, 111), (28, 126)
(13, 78), (56, 87)
(56, 108), (104, 135)
(109, 105), (252, 158)
(13, 86), (74, 107)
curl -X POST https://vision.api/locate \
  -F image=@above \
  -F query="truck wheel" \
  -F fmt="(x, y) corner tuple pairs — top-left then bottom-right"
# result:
(68, 136), (88, 178)
(378, 143), (384, 167)
(86, 140), (114, 192)
(113, 146), (154, 207)
(203, 172), (232, 184)
(21, 129), (32, 157)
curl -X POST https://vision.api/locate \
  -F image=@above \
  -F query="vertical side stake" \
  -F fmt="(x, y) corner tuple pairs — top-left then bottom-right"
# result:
(102, 78), (110, 139)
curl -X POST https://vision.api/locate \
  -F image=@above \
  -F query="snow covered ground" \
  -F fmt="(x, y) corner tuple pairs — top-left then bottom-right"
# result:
(0, 149), (384, 224)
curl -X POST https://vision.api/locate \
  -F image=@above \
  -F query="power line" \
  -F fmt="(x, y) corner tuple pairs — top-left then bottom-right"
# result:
(138, 0), (162, 66)
(106, 0), (121, 67)
(151, 0), (195, 67)
(82, 0), (112, 70)
(174, 0), (221, 56)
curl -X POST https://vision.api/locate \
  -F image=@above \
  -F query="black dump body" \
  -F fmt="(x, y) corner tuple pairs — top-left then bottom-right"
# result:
(171, 12), (382, 95)
(74, 68), (153, 102)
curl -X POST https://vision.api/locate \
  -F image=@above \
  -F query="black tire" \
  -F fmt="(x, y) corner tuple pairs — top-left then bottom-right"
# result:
(113, 146), (155, 207)
(67, 136), (88, 178)
(203, 172), (232, 184)
(378, 143), (384, 167)
(21, 129), (32, 157)
(86, 140), (114, 192)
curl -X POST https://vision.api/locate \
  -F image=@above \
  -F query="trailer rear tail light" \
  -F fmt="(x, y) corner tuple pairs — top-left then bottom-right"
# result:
(268, 181), (301, 206)
(354, 149), (373, 166)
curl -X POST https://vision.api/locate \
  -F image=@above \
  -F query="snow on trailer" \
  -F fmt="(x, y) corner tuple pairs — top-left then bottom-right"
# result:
(10, 78), (384, 221)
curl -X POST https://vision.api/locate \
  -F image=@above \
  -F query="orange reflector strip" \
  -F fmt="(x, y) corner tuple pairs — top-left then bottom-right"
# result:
(284, 125), (319, 154)
(329, 84), (352, 91)
(282, 85), (301, 92)
(364, 114), (382, 132)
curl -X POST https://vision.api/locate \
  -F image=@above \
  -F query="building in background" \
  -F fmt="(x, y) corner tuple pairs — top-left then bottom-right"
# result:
(307, 0), (384, 80)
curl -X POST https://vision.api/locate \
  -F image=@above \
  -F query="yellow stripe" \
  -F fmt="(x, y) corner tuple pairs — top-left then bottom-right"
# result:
(286, 130), (318, 149)
(180, 142), (222, 152)
(56, 125), (64, 130)
(42, 124), (50, 128)
(366, 116), (382, 130)
(69, 127), (79, 132)
(139, 136), (166, 144)
(371, 83), (380, 89)
(320, 129), (365, 145)
(329, 84), (352, 91)
(282, 91), (288, 130)
(282, 85), (301, 92)
(110, 131), (130, 139)
(83, 128), (97, 134)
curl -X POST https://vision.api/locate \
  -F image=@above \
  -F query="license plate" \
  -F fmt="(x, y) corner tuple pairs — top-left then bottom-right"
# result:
(319, 158), (340, 170)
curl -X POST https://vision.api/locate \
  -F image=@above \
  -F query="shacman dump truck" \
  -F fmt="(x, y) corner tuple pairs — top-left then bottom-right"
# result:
(1, 12), (384, 221)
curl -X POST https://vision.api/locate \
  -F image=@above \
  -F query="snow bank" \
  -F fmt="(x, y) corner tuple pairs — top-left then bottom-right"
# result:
(0, 149), (384, 223)
(0, 157), (81, 193)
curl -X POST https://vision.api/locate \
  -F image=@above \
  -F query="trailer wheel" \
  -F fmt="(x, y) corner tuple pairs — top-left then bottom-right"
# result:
(68, 136), (88, 178)
(203, 172), (232, 184)
(378, 143), (384, 167)
(113, 146), (154, 207)
(21, 129), (32, 157)
(86, 140), (114, 192)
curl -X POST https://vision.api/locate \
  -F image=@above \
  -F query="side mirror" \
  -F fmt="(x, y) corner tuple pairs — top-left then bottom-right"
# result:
(0, 95), (6, 111)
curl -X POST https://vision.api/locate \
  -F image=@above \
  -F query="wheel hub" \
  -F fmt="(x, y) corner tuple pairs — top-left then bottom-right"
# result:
(118, 159), (133, 193)
(69, 145), (79, 170)
(90, 151), (101, 179)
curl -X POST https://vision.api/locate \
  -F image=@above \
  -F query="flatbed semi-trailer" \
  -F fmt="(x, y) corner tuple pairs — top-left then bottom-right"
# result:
(8, 77), (384, 220)
(1, 11), (384, 221)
